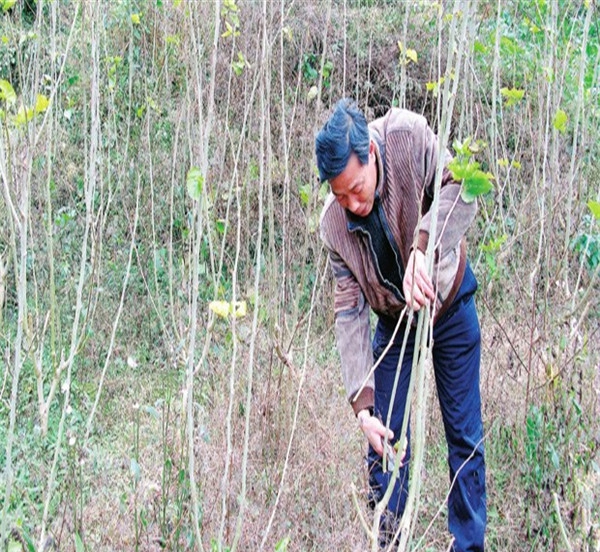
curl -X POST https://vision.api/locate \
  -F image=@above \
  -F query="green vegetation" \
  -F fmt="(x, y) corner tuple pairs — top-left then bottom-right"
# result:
(0, 0), (598, 551)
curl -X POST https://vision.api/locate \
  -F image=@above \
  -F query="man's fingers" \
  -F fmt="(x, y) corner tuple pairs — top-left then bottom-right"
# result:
(404, 277), (433, 311)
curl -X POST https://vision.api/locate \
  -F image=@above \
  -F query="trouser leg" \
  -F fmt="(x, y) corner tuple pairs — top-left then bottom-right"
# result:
(432, 284), (486, 552)
(368, 320), (414, 531)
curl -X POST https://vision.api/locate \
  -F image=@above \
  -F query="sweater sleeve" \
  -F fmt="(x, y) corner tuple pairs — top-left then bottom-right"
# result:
(415, 122), (477, 258)
(326, 247), (374, 415)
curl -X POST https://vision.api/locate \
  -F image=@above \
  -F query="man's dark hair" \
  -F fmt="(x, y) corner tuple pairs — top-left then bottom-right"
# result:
(315, 98), (370, 183)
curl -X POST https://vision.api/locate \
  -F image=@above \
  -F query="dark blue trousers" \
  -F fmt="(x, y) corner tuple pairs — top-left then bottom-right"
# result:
(368, 265), (486, 551)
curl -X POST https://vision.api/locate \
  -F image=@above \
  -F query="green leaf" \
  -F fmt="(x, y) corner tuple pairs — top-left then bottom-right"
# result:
(215, 219), (226, 234)
(14, 105), (34, 126)
(7, 540), (22, 552)
(2, 0), (17, 12)
(299, 184), (311, 207)
(448, 159), (480, 181)
(318, 182), (329, 202)
(34, 94), (49, 114)
(451, 137), (472, 157)
(130, 458), (141, 483)
(461, 171), (494, 203)
(481, 234), (507, 253)
(142, 405), (160, 419)
(186, 167), (204, 201)
(500, 87), (525, 107)
(222, 21), (233, 38)
(231, 52), (248, 76)
(275, 536), (291, 552)
(473, 40), (487, 54)
(500, 36), (524, 57)
(553, 109), (567, 133)
(405, 49), (418, 64)
(0, 79), (16, 105)
(588, 200), (600, 220)
(74, 533), (85, 552)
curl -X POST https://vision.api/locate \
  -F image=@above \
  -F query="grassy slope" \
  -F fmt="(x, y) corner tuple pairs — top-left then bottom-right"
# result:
(0, 1), (598, 551)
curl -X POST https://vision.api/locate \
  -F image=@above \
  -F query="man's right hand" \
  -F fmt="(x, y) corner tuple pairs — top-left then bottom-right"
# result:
(403, 248), (435, 311)
(357, 409), (394, 457)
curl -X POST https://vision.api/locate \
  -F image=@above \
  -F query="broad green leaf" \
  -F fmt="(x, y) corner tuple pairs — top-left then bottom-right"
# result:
(232, 301), (246, 318)
(500, 87), (525, 107)
(209, 300), (247, 319)
(500, 36), (524, 56)
(34, 94), (49, 114)
(142, 405), (160, 419)
(426, 77), (445, 96)
(448, 159), (480, 181)
(2, 0), (17, 12)
(406, 49), (418, 64)
(553, 109), (567, 133)
(318, 182), (329, 202)
(0, 79), (16, 104)
(222, 21), (234, 38)
(7, 540), (22, 552)
(215, 219), (226, 234)
(209, 300), (230, 318)
(299, 183), (311, 207)
(20, 531), (35, 552)
(524, 17), (541, 33)
(186, 167), (204, 201)
(461, 172), (493, 203)
(275, 537), (291, 552)
(231, 52), (248, 76)
(74, 533), (85, 552)
(588, 200), (600, 220)
(14, 105), (34, 126)
(468, 140), (486, 154)
(130, 458), (141, 483)
(473, 40), (487, 54)
(452, 137), (472, 157)
(481, 234), (507, 253)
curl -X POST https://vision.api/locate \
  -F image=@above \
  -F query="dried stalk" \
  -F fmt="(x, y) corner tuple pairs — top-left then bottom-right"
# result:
(259, 249), (329, 551)
(398, 2), (471, 549)
(184, 1), (222, 548)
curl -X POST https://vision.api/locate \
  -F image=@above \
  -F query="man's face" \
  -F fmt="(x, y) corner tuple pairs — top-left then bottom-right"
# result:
(329, 141), (377, 217)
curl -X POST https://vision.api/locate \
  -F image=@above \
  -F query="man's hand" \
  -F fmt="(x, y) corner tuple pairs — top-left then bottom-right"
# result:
(357, 409), (394, 457)
(403, 249), (435, 312)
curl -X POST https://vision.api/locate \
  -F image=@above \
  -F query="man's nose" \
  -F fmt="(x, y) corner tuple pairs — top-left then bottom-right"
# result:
(347, 196), (360, 213)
